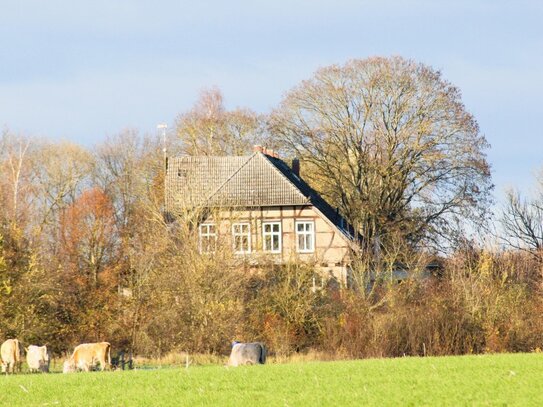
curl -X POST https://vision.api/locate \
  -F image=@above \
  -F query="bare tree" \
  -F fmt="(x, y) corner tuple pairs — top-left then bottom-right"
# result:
(269, 57), (492, 251)
(501, 174), (543, 261)
(0, 130), (33, 229)
(31, 142), (94, 231)
(94, 130), (163, 227)
(176, 87), (267, 156)
(93, 130), (167, 352)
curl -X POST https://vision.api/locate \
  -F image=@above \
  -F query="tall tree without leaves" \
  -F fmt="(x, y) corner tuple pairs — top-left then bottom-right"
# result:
(269, 57), (492, 251)
(501, 171), (543, 262)
(0, 130), (33, 230)
(176, 87), (266, 156)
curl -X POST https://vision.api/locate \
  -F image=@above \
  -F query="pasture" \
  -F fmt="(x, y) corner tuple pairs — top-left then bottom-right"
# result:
(1, 353), (542, 406)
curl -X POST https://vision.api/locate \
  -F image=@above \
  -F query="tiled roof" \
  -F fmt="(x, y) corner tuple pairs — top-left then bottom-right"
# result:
(165, 152), (354, 239)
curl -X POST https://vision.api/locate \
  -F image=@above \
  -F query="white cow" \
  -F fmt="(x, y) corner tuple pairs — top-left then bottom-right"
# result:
(228, 342), (267, 366)
(1, 339), (24, 374)
(26, 345), (50, 373)
(63, 342), (111, 373)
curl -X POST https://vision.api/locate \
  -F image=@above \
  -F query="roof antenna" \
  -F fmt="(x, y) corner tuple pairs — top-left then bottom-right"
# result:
(157, 123), (168, 169)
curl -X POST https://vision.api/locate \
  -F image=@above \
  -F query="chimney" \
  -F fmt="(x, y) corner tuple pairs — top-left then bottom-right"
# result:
(291, 158), (300, 176)
(267, 149), (279, 158)
(253, 145), (264, 153)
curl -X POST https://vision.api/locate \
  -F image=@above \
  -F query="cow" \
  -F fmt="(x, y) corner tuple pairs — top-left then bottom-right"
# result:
(26, 345), (50, 373)
(62, 359), (81, 373)
(228, 341), (267, 366)
(1, 339), (24, 374)
(63, 342), (111, 373)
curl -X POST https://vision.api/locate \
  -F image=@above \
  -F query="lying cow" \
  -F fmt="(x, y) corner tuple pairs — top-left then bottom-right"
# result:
(63, 342), (111, 373)
(1, 339), (24, 374)
(228, 341), (267, 366)
(26, 345), (50, 373)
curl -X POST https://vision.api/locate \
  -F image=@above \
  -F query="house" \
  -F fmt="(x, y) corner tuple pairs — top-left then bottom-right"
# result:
(164, 146), (358, 283)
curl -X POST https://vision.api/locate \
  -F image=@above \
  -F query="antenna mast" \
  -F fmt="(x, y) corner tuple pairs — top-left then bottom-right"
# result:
(157, 123), (168, 168)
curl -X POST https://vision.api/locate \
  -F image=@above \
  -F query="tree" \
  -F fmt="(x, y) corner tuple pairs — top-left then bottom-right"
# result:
(56, 187), (121, 343)
(176, 87), (266, 156)
(60, 187), (118, 285)
(501, 173), (543, 262)
(93, 130), (168, 352)
(31, 141), (93, 231)
(269, 57), (492, 252)
(0, 130), (33, 230)
(248, 262), (331, 355)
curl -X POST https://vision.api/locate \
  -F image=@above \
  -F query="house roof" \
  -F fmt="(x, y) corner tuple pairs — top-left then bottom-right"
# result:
(165, 152), (355, 240)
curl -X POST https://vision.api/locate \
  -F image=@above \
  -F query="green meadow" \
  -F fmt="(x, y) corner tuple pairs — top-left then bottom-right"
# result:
(1, 353), (541, 406)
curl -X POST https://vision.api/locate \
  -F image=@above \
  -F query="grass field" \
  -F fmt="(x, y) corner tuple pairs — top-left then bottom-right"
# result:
(1, 353), (542, 406)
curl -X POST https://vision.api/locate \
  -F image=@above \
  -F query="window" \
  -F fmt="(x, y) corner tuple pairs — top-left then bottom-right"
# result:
(199, 224), (217, 253)
(263, 222), (281, 253)
(232, 223), (251, 254)
(296, 221), (315, 253)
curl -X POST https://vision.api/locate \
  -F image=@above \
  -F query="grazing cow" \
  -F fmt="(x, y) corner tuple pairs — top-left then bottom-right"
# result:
(1, 339), (24, 374)
(26, 345), (50, 373)
(63, 342), (111, 373)
(62, 359), (80, 373)
(228, 341), (266, 366)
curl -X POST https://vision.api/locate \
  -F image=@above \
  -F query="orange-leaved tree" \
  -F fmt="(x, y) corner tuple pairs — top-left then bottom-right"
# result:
(59, 187), (119, 342)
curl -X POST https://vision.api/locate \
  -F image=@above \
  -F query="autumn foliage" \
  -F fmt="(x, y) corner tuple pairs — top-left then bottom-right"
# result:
(60, 188), (117, 286)
(0, 58), (542, 360)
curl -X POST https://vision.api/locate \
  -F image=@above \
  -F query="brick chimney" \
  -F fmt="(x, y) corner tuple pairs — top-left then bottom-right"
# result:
(253, 145), (264, 153)
(291, 158), (300, 176)
(267, 149), (279, 158)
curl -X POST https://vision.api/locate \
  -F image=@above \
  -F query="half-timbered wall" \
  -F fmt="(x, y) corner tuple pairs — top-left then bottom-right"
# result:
(203, 205), (352, 283)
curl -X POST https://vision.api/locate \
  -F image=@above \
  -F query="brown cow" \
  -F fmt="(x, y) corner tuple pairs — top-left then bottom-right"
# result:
(1, 339), (24, 374)
(63, 342), (111, 373)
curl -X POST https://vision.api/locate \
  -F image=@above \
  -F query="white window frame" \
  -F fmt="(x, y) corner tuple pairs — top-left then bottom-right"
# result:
(199, 223), (217, 253)
(262, 221), (282, 253)
(295, 220), (315, 253)
(232, 223), (251, 254)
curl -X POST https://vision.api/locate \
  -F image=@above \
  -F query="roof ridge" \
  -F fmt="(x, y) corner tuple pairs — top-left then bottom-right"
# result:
(204, 152), (258, 205)
(260, 155), (310, 204)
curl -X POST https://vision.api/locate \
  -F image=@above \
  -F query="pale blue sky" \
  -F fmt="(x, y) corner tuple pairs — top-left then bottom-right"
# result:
(1, 0), (542, 199)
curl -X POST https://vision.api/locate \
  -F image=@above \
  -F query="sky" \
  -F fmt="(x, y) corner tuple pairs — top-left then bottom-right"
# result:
(1, 0), (542, 202)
